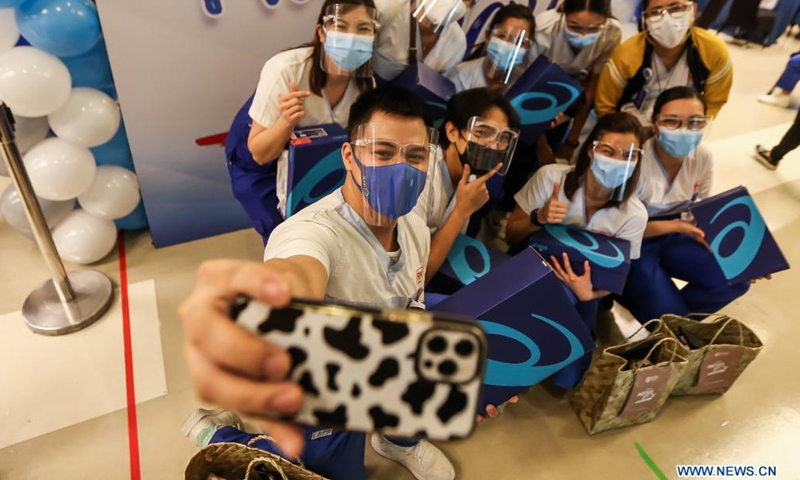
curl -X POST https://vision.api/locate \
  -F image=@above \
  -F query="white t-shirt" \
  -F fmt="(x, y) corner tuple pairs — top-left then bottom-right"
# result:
(248, 47), (363, 216)
(413, 147), (460, 234)
(374, 0), (467, 80)
(514, 164), (648, 259)
(446, 57), (490, 92)
(533, 9), (622, 77)
(620, 51), (693, 128)
(264, 189), (430, 309)
(635, 139), (714, 218)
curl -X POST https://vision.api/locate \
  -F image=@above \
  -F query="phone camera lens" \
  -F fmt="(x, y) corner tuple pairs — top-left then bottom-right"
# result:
(455, 339), (474, 357)
(438, 360), (457, 376)
(427, 336), (447, 353)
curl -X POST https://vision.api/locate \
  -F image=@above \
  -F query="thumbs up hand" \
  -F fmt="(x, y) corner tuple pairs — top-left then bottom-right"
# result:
(536, 182), (568, 225)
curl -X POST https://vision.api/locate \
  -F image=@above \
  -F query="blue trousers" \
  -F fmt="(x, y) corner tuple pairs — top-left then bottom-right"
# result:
(618, 234), (750, 323)
(211, 426), (366, 480)
(549, 287), (598, 389)
(776, 53), (800, 92)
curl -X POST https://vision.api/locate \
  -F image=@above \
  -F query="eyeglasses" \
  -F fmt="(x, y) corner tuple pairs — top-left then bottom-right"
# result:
(353, 139), (433, 167)
(323, 15), (378, 35)
(655, 115), (710, 131)
(465, 117), (519, 150)
(564, 21), (606, 35)
(643, 2), (693, 21)
(593, 141), (643, 162)
(491, 28), (533, 50)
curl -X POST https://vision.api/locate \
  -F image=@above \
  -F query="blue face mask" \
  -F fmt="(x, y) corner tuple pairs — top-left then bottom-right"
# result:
(486, 37), (525, 71)
(324, 30), (374, 72)
(565, 30), (601, 49)
(353, 154), (427, 220)
(591, 153), (637, 189)
(658, 128), (704, 158)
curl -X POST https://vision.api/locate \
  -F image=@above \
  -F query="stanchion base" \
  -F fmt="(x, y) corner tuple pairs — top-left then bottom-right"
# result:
(23, 271), (116, 336)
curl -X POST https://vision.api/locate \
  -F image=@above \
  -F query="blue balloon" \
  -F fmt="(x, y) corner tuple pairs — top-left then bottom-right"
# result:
(0, 0), (31, 7)
(61, 39), (114, 89)
(90, 121), (135, 170)
(115, 201), (149, 231)
(16, 0), (102, 58)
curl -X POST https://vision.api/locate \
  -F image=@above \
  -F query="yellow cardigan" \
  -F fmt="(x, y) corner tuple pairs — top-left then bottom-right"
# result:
(595, 27), (733, 119)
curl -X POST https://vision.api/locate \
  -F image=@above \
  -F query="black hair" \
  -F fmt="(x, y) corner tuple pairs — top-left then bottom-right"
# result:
(467, 4), (535, 60)
(308, 0), (376, 97)
(561, 0), (612, 17)
(346, 85), (434, 139)
(439, 88), (521, 149)
(652, 86), (708, 121)
(565, 112), (645, 208)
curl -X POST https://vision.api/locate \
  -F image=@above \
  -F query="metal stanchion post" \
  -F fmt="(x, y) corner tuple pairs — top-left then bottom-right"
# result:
(0, 102), (115, 336)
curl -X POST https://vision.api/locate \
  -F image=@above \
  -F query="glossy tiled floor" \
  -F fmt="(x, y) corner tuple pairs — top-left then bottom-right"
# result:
(2, 35), (800, 480)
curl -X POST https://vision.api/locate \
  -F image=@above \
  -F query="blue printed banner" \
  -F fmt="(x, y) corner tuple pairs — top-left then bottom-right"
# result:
(692, 186), (789, 285)
(529, 224), (632, 295)
(391, 62), (456, 129)
(432, 247), (594, 414)
(505, 55), (582, 144)
(431, 234), (511, 294)
(286, 124), (349, 217)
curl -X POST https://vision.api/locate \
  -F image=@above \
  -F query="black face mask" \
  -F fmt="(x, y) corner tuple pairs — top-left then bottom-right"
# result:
(456, 133), (504, 176)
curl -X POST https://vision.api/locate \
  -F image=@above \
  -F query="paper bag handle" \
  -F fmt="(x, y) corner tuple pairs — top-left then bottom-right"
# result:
(244, 456), (289, 480)
(641, 337), (679, 367)
(620, 318), (665, 345)
(708, 317), (745, 347)
(246, 435), (305, 468)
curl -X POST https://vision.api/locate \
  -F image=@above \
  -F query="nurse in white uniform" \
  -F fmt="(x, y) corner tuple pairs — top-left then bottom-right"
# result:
(446, 4), (536, 93)
(372, 0), (472, 80)
(229, 0), (378, 241)
(533, 0), (622, 162)
(618, 86), (759, 323)
(506, 112), (648, 388)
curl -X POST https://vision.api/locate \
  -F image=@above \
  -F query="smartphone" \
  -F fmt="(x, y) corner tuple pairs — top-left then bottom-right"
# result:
(231, 297), (488, 441)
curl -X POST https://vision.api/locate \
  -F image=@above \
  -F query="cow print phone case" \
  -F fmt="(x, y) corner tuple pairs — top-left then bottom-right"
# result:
(232, 298), (487, 441)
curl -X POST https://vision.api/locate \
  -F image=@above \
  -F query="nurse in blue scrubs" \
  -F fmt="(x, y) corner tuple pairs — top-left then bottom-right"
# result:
(227, 0), (378, 243)
(618, 86), (764, 323)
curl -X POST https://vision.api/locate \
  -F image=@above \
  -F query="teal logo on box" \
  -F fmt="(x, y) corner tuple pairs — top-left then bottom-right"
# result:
(286, 124), (348, 218)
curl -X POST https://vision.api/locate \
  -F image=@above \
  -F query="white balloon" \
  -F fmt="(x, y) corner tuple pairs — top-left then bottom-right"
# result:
(23, 138), (96, 201)
(78, 166), (140, 220)
(0, 183), (74, 239)
(52, 209), (117, 265)
(49, 88), (121, 148)
(0, 115), (50, 177)
(0, 9), (19, 56)
(0, 47), (71, 117)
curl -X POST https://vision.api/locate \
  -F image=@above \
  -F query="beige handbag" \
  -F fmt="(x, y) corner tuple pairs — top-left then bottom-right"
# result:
(659, 314), (764, 396)
(185, 435), (330, 480)
(571, 320), (688, 435)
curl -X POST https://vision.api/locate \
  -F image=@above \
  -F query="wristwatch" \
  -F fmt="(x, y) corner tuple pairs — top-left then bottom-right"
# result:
(530, 208), (544, 227)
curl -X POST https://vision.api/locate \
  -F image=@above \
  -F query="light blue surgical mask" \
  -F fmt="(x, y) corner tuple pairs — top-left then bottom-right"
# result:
(565, 30), (601, 49)
(324, 30), (374, 72)
(486, 37), (524, 71)
(591, 153), (637, 189)
(658, 128), (705, 158)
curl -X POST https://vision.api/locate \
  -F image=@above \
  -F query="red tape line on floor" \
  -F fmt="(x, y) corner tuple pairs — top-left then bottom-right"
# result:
(118, 232), (141, 480)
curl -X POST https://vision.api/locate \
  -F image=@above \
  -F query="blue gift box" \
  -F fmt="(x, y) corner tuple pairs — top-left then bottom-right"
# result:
(432, 247), (594, 414)
(391, 61), (456, 129)
(285, 124), (349, 218)
(691, 186), (790, 284)
(504, 55), (583, 144)
(431, 234), (511, 294)
(529, 224), (632, 295)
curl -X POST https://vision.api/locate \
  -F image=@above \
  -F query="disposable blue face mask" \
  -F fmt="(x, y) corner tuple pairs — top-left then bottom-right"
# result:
(658, 128), (705, 158)
(565, 30), (601, 49)
(324, 30), (374, 71)
(352, 153), (427, 220)
(591, 153), (636, 189)
(486, 37), (524, 71)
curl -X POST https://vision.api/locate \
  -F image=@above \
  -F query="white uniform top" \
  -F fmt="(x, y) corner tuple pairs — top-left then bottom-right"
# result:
(514, 164), (648, 259)
(620, 51), (693, 128)
(446, 57), (489, 92)
(533, 9), (622, 78)
(413, 147), (461, 235)
(248, 47), (363, 216)
(264, 189), (430, 309)
(635, 139), (714, 218)
(374, 0), (467, 80)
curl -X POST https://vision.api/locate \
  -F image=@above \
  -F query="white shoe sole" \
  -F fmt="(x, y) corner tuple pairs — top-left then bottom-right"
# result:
(757, 96), (791, 108)
(752, 153), (778, 170)
(180, 408), (225, 437)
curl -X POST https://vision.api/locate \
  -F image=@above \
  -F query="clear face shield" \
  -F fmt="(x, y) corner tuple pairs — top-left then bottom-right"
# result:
(413, 0), (470, 34)
(484, 26), (533, 85)
(589, 141), (642, 202)
(459, 116), (519, 176)
(321, 4), (380, 78)
(350, 123), (439, 227)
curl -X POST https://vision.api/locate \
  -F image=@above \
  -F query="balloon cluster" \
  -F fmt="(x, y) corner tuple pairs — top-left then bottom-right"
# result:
(0, 0), (147, 265)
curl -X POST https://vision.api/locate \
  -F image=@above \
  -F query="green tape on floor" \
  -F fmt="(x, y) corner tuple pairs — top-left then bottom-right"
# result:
(635, 442), (670, 480)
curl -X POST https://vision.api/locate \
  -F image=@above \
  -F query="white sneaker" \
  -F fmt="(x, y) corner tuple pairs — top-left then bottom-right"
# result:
(181, 408), (244, 447)
(758, 89), (791, 108)
(370, 433), (455, 480)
